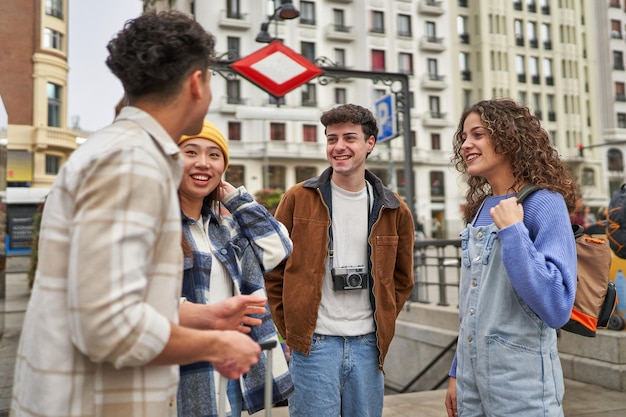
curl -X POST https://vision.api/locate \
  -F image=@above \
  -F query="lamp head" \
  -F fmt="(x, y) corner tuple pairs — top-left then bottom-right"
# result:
(278, 0), (300, 19)
(255, 22), (274, 43)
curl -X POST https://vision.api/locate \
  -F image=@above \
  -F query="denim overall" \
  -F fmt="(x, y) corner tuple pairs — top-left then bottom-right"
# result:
(457, 223), (564, 417)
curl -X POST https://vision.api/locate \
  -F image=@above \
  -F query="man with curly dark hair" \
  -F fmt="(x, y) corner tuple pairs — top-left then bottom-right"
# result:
(11, 11), (261, 417)
(445, 98), (579, 417)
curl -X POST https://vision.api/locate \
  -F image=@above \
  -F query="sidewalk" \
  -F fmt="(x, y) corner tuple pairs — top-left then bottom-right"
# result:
(2, 257), (625, 416)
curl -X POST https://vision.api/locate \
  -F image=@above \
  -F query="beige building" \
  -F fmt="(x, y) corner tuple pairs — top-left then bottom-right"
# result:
(0, 0), (77, 194)
(451, 0), (607, 209)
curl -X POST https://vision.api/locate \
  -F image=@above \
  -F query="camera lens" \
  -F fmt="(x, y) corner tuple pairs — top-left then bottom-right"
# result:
(347, 273), (362, 288)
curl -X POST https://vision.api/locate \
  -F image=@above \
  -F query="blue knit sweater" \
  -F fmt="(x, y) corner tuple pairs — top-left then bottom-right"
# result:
(449, 189), (576, 377)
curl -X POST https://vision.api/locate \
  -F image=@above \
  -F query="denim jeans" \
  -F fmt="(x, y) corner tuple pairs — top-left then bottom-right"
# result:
(227, 379), (242, 417)
(288, 332), (384, 417)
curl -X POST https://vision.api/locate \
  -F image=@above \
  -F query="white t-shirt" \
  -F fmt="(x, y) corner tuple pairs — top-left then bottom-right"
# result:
(315, 180), (375, 336)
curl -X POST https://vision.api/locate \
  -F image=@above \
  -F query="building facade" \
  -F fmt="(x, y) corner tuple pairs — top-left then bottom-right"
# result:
(0, 0), (78, 254)
(599, 0), (626, 198)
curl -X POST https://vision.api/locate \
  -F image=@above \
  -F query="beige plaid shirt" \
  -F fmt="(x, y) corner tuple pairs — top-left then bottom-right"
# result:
(11, 107), (184, 417)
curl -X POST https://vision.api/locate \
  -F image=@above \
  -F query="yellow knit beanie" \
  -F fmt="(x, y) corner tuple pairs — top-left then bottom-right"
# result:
(179, 120), (229, 167)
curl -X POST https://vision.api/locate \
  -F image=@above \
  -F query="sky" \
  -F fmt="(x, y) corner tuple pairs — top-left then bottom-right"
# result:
(67, 0), (143, 132)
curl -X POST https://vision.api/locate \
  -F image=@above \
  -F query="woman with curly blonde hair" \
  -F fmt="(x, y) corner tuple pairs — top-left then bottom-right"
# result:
(445, 98), (578, 417)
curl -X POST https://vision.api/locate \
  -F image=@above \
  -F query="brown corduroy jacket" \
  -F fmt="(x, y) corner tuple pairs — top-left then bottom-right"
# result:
(264, 167), (415, 371)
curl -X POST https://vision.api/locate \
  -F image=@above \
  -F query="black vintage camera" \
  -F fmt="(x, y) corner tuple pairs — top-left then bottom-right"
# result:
(331, 265), (368, 291)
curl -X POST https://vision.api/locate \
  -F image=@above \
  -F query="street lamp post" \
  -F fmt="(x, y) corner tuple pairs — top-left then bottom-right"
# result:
(255, 0), (300, 43)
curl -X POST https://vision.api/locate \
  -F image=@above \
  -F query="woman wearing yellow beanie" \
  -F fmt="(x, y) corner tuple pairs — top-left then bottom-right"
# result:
(177, 120), (294, 417)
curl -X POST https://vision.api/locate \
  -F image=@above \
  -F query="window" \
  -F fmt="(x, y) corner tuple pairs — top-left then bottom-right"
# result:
(47, 82), (61, 127)
(430, 171), (445, 197)
(462, 89), (472, 109)
(618, 113), (626, 128)
(227, 36), (240, 59)
(581, 168), (595, 186)
(514, 19), (524, 45)
(429, 96), (441, 118)
(45, 154), (60, 175)
(543, 58), (553, 85)
(270, 123), (286, 141)
(43, 28), (63, 50)
(426, 21), (437, 41)
(301, 41), (316, 62)
(614, 50), (625, 70)
(226, 80), (241, 104)
(396, 169), (407, 196)
(226, 0), (242, 18)
(334, 48), (346, 67)
(303, 125), (317, 142)
(398, 53), (413, 75)
(333, 9), (346, 31)
(371, 11), (385, 33)
(296, 166), (317, 183)
(228, 121), (241, 141)
(398, 14), (412, 37)
(608, 148), (624, 170)
(300, 1), (316, 25)
(269, 94), (285, 105)
(547, 94), (556, 121)
(458, 16), (469, 43)
(225, 165), (245, 188)
(530, 56), (540, 84)
(612, 20), (622, 39)
(268, 165), (286, 189)
(513, 0), (522, 10)
(516, 55), (526, 82)
(431, 133), (441, 150)
(541, 23), (552, 49)
(610, 0), (620, 7)
(45, 0), (63, 19)
(427, 58), (439, 79)
(459, 52), (471, 80)
(335, 87), (347, 104)
(618, 82), (626, 102)
(532, 93), (542, 118)
(373, 89), (386, 101)
(527, 21), (538, 47)
(371, 50), (385, 71)
(301, 84), (317, 107)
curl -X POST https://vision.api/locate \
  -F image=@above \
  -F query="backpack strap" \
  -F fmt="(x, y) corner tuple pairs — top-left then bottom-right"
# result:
(516, 184), (540, 204)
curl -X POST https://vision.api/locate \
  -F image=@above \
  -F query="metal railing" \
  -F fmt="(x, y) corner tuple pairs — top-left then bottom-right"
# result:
(410, 238), (462, 306)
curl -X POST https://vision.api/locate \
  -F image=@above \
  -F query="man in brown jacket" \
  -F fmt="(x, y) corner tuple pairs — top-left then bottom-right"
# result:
(265, 104), (414, 417)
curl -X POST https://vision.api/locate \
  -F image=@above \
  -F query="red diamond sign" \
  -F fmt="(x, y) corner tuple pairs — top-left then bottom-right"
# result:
(230, 40), (323, 97)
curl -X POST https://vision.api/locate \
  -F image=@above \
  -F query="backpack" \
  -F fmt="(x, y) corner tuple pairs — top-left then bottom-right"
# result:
(607, 183), (626, 259)
(517, 185), (617, 337)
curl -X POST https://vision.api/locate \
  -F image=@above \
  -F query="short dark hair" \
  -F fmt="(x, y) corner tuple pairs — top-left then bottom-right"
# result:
(320, 104), (378, 140)
(106, 11), (216, 100)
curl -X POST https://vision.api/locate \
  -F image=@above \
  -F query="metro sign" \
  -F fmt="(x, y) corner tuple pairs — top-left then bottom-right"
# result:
(230, 40), (323, 98)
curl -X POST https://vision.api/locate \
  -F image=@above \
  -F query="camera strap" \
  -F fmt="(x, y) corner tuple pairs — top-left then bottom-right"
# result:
(328, 181), (372, 262)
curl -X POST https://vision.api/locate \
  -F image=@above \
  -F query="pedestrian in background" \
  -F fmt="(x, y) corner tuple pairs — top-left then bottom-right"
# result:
(177, 120), (294, 416)
(265, 103), (415, 417)
(11, 11), (260, 417)
(445, 98), (578, 417)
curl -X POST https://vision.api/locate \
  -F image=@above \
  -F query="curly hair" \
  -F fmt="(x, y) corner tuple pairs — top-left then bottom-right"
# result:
(451, 98), (580, 223)
(106, 11), (216, 100)
(320, 103), (379, 140)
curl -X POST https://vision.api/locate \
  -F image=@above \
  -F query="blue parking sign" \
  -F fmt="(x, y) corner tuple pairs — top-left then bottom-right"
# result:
(375, 94), (396, 142)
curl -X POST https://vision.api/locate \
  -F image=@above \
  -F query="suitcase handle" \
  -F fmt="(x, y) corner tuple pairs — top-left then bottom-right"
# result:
(260, 340), (277, 350)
